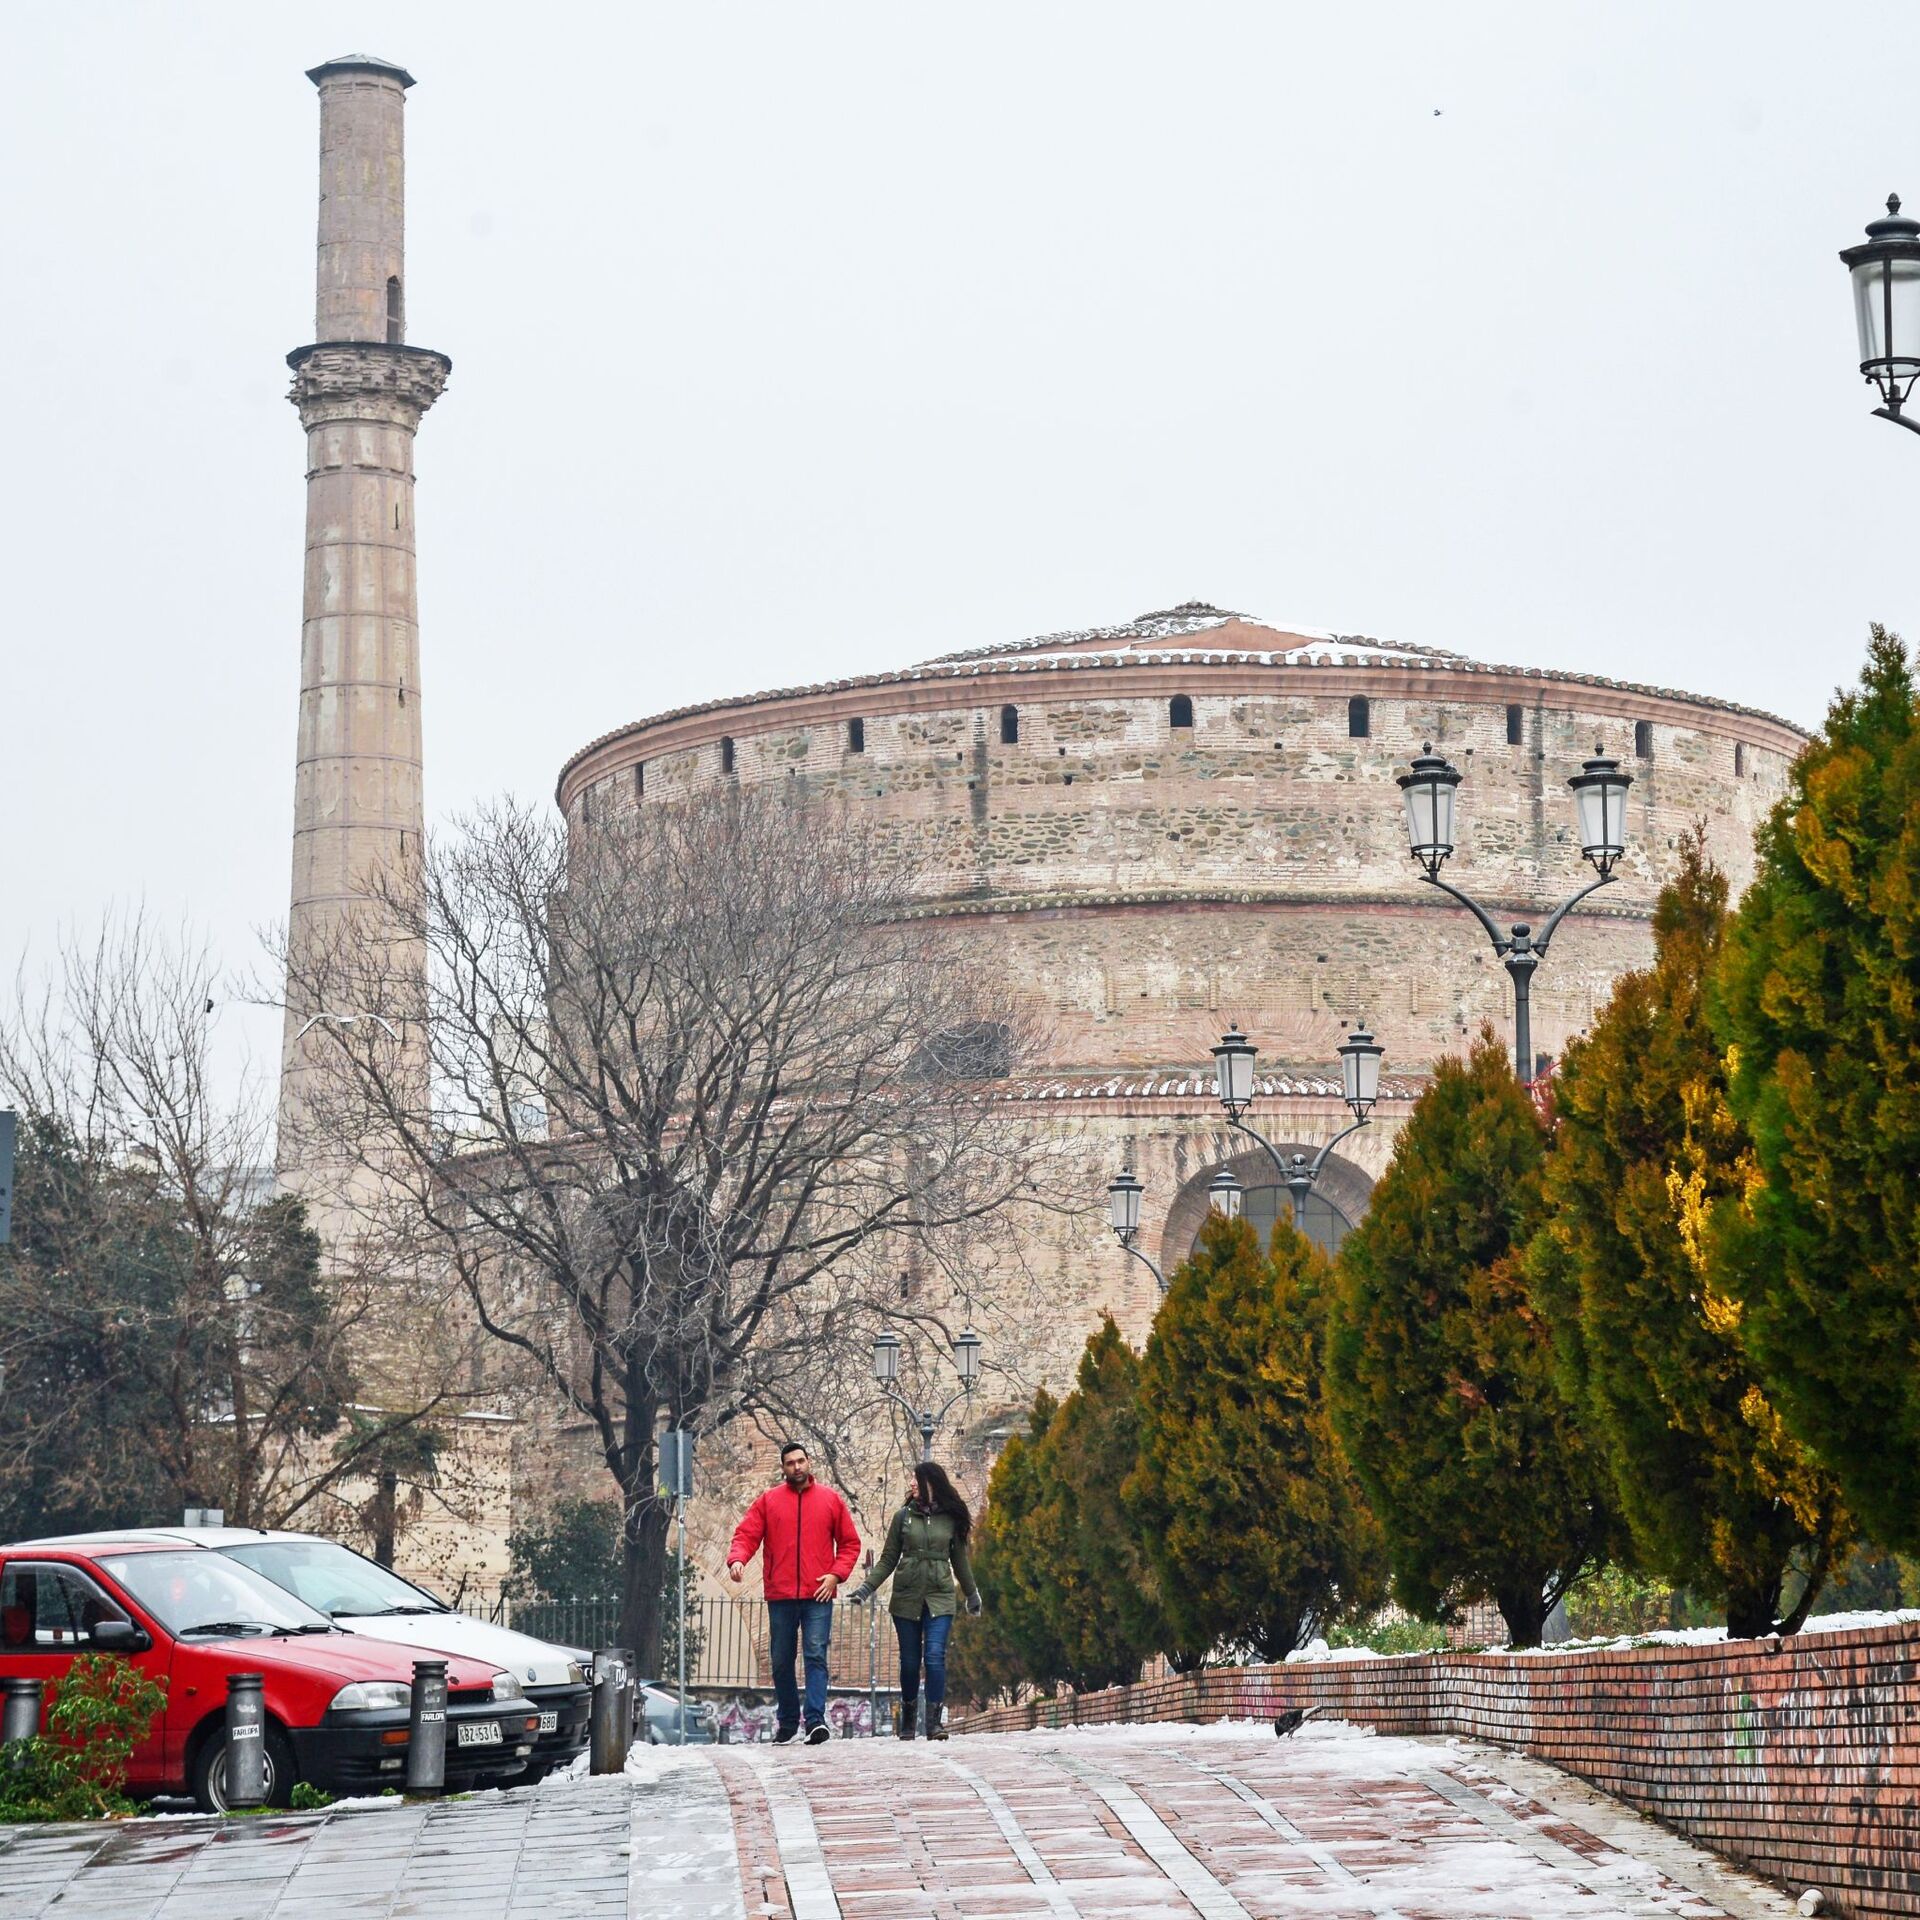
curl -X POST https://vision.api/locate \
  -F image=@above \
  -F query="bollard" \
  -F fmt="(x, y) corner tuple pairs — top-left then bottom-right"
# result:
(405, 1659), (448, 1794)
(616, 1646), (636, 1770)
(589, 1648), (629, 1775)
(1, 1677), (42, 1746)
(224, 1672), (267, 1808)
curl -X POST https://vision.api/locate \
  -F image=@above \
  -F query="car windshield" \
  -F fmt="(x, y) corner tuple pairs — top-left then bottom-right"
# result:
(97, 1551), (332, 1637)
(221, 1540), (447, 1618)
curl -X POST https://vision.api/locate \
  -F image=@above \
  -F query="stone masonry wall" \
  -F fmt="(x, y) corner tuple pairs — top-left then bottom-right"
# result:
(956, 1622), (1920, 1920)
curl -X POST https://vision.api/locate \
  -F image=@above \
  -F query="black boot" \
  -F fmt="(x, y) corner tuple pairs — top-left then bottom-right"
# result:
(925, 1702), (946, 1741)
(897, 1699), (917, 1740)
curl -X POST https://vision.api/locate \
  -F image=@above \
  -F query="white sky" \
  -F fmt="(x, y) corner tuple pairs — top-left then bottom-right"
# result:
(5, 2), (1917, 1079)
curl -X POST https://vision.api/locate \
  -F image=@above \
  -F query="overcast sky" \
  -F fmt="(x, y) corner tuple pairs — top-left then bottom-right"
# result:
(5, 2), (1917, 1077)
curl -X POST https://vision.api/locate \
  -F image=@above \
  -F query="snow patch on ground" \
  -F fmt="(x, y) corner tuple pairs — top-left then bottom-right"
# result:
(546, 1740), (713, 1787)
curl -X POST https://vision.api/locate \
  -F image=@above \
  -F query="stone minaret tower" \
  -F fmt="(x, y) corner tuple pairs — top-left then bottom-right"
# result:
(277, 55), (448, 1209)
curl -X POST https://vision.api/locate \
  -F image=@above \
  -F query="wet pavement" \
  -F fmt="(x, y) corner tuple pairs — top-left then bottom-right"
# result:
(0, 1726), (1804, 1919)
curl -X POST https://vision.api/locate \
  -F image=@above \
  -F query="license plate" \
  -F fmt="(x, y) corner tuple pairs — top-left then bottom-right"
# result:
(537, 1711), (558, 1734)
(456, 1720), (503, 1747)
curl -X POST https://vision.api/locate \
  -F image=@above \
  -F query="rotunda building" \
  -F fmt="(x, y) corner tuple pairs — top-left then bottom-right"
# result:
(556, 603), (1803, 1379)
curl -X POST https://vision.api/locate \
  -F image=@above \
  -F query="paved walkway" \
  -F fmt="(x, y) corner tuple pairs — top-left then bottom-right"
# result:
(0, 1725), (1802, 1919)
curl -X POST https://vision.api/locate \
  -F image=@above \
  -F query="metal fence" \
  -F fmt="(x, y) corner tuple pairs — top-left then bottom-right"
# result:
(456, 1593), (891, 1694)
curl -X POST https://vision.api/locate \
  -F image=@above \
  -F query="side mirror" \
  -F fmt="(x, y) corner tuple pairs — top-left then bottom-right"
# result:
(91, 1620), (151, 1654)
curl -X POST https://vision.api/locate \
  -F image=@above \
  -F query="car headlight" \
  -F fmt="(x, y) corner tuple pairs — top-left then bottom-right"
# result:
(491, 1672), (519, 1702)
(565, 1661), (587, 1687)
(330, 1681), (411, 1713)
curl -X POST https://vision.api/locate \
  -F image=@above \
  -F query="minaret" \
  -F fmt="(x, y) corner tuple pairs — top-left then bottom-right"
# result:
(278, 55), (448, 1206)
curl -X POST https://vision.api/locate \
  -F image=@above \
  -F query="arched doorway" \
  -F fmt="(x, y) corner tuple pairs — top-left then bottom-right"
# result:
(1158, 1142), (1374, 1275)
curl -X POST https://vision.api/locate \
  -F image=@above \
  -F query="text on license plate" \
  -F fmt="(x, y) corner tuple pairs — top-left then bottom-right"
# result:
(456, 1720), (503, 1747)
(537, 1711), (558, 1734)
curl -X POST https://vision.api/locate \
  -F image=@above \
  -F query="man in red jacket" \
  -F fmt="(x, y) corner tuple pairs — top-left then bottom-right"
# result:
(727, 1440), (862, 1743)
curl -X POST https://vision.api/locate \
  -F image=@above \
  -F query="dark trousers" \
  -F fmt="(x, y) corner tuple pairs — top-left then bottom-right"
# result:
(893, 1607), (954, 1709)
(766, 1598), (833, 1730)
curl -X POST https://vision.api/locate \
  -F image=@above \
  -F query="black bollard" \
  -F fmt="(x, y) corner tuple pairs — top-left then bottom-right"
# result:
(405, 1659), (448, 1794)
(224, 1672), (267, 1808)
(589, 1648), (629, 1775)
(1, 1677), (42, 1746)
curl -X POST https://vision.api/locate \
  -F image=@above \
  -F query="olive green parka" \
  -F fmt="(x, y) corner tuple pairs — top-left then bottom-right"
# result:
(854, 1501), (980, 1620)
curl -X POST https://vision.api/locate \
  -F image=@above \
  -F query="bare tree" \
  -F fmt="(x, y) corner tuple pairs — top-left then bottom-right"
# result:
(287, 788), (1062, 1668)
(0, 917), (467, 1536)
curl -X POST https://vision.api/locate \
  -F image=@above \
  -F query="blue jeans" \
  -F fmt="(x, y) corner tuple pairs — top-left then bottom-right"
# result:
(893, 1607), (953, 1710)
(766, 1599), (834, 1730)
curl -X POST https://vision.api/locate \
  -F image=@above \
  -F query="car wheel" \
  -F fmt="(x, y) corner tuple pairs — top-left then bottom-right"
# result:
(190, 1719), (296, 1814)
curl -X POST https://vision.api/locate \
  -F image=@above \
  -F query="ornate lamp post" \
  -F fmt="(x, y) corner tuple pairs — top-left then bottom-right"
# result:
(1208, 1025), (1385, 1229)
(1106, 1165), (1164, 1291)
(1396, 743), (1631, 1083)
(1840, 194), (1920, 435)
(871, 1326), (982, 1463)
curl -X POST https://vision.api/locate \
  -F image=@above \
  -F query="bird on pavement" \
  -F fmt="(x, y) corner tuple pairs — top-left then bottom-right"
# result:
(1274, 1706), (1324, 1737)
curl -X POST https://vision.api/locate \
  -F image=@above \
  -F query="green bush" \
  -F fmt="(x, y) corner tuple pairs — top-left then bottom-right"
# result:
(1326, 1615), (1452, 1656)
(0, 1655), (167, 1823)
(289, 1780), (335, 1811)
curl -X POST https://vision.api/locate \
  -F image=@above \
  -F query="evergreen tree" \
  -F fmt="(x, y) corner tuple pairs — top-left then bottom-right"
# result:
(1124, 1213), (1384, 1662)
(1327, 1033), (1610, 1646)
(1714, 628), (1920, 1553)
(1529, 840), (1851, 1635)
(968, 1392), (1069, 1692)
(1023, 1317), (1168, 1690)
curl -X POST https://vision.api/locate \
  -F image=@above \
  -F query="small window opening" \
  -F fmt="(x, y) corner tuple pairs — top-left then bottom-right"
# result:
(1635, 720), (1653, 759)
(720, 736), (736, 775)
(581, 787), (592, 825)
(848, 717), (865, 754)
(1348, 696), (1370, 739)
(1734, 742), (1746, 777)
(1169, 694), (1194, 730)
(1000, 704), (1019, 744)
(385, 276), (403, 345)
(1506, 703), (1524, 746)
(634, 761), (646, 799)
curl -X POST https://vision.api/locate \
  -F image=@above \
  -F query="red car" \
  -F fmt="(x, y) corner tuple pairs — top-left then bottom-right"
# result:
(0, 1538), (541, 1810)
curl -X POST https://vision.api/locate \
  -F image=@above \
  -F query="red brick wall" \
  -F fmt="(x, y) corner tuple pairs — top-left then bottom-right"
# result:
(957, 1620), (1920, 1919)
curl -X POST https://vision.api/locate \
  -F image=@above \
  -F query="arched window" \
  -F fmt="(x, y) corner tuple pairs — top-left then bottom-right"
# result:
(1000, 704), (1019, 744)
(1169, 694), (1194, 730)
(1635, 720), (1653, 760)
(385, 276), (403, 345)
(1348, 696), (1370, 739)
(1506, 703), (1524, 746)
(847, 717), (865, 754)
(720, 736), (736, 775)
(1192, 1184), (1352, 1260)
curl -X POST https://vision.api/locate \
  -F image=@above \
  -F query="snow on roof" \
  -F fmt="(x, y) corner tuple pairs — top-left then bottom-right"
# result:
(555, 601), (1804, 796)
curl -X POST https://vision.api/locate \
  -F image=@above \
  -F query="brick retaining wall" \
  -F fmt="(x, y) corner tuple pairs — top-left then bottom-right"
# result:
(956, 1619), (1920, 1919)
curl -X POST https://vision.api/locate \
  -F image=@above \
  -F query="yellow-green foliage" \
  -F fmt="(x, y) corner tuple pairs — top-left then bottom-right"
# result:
(1123, 1212), (1385, 1662)
(1529, 838), (1851, 1636)
(1327, 1033), (1611, 1647)
(1714, 628), (1920, 1554)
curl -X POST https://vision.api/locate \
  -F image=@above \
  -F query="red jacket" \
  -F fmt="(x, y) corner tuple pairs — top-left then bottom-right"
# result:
(728, 1478), (862, 1601)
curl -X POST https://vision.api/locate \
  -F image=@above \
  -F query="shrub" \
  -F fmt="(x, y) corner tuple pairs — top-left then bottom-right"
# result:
(0, 1655), (167, 1823)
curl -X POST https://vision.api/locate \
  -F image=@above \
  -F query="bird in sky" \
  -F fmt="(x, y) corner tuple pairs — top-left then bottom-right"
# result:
(296, 1010), (399, 1041)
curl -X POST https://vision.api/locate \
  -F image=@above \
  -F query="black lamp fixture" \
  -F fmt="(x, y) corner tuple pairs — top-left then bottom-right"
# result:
(1841, 194), (1920, 434)
(871, 1324), (983, 1463)
(1207, 1168), (1245, 1219)
(1394, 740), (1631, 1083)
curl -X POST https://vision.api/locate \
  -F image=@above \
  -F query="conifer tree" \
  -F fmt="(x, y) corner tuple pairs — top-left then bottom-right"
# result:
(967, 1391), (1068, 1692)
(1528, 840), (1851, 1635)
(1024, 1317), (1168, 1690)
(1713, 628), (1920, 1553)
(1327, 1033), (1609, 1646)
(1124, 1213), (1384, 1662)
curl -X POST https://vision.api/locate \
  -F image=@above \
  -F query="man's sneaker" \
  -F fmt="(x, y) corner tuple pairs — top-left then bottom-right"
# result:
(805, 1723), (830, 1745)
(772, 1724), (801, 1745)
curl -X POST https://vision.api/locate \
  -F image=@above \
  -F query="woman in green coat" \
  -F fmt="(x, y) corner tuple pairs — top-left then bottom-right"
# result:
(849, 1460), (981, 1740)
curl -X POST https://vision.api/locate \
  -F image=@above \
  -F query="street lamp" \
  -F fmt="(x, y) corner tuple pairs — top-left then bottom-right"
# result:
(1209, 1025), (1386, 1232)
(1396, 742), (1631, 1083)
(1840, 194), (1920, 435)
(871, 1326), (983, 1463)
(1106, 1165), (1164, 1292)
(1207, 1168), (1244, 1219)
